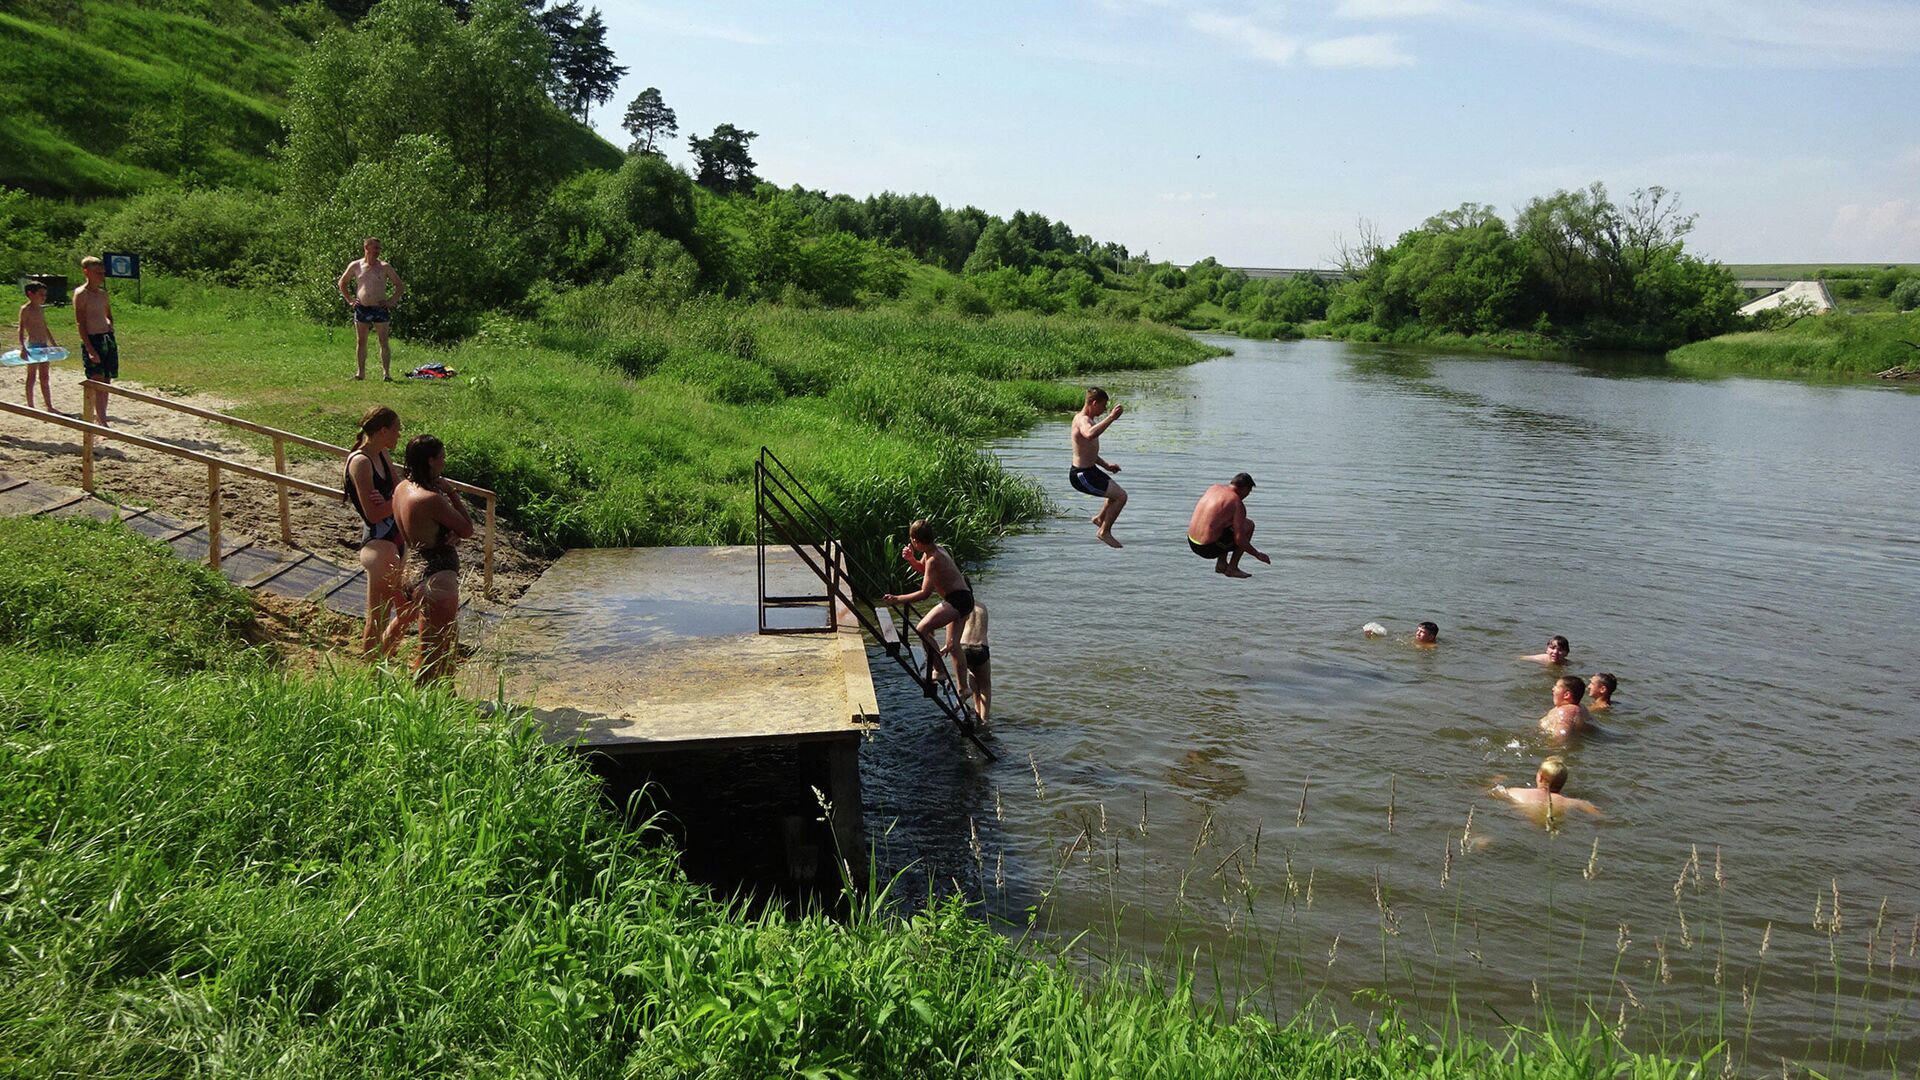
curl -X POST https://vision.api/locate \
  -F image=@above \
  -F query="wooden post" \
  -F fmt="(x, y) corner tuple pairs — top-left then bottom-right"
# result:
(206, 464), (221, 569)
(484, 494), (496, 596)
(273, 435), (292, 545)
(80, 383), (94, 493)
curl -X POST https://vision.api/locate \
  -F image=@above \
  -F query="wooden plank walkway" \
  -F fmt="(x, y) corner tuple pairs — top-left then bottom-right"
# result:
(0, 470), (370, 617)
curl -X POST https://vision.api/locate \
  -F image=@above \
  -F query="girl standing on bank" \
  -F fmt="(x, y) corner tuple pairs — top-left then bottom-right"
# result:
(344, 406), (407, 658)
(394, 434), (474, 683)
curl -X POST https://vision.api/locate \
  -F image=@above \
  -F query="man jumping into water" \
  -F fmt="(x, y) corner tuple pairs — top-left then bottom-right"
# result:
(881, 519), (977, 701)
(1069, 386), (1127, 548)
(1186, 473), (1270, 579)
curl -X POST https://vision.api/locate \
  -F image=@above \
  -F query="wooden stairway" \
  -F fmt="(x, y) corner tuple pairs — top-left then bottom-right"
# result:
(0, 471), (371, 617)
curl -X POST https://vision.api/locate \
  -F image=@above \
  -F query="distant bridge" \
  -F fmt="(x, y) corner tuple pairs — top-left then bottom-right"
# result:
(1226, 266), (1355, 282)
(1230, 267), (1798, 295)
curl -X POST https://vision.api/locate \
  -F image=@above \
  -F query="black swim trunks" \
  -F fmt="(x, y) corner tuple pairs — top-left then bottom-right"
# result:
(961, 644), (990, 669)
(1188, 527), (1235, 559)
(944, 589), (976, 616)
(84, 332), (118, 380)
(1068, 464), (1111, 497)
(354, 304), (391, 325)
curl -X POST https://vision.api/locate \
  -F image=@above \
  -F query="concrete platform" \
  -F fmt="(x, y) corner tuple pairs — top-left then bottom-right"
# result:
(460, 545), (878, 751)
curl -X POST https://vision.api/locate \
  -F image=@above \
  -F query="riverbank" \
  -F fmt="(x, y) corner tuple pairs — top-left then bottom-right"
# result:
(0, 513), (1715, 1075)
(1666, 309), (1920, 379)
(42, 276), (1219, 571)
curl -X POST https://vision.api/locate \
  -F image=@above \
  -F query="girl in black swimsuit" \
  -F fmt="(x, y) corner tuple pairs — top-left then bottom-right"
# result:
(344, 406), (405, 658)
(394, 434), (474, 683)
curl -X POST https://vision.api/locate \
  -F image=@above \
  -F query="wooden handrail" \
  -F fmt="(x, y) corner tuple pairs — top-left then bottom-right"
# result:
(81, 380), (495, 593)
(0, 399), (340, 498)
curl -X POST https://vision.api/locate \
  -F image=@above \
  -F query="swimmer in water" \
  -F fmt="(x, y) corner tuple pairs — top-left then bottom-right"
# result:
(1587, 672), (1617, 710)
(1414, 621), (1439, 648)
(1493, 756), (1600, 825)
(1522, 634), (1571, 667)
(1538, 674), (1594, 739)
(881, 519), (976, 700)
(1069, 386), (1128, 548)
(1185, 472), (1270, 579)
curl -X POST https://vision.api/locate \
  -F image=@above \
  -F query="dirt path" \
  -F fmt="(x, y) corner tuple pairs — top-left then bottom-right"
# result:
(0, 361), (550, 601)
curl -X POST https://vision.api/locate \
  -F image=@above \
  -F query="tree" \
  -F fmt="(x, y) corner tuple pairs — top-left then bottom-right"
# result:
(689, 124), (759, 194)
(622, 87), (677, 155)
(282, 0), (565, 216)
(555, 9), (624, 122)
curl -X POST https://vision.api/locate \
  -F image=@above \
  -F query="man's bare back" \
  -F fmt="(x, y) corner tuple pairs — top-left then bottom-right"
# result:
(1539, 703), (1593, 738)
(1187, 484), (1243, 544)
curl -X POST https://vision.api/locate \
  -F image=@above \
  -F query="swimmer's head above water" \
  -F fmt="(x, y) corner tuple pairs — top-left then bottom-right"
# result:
(1588, 672), (1617, 703)
(1536, 756), (1568, 793)
(1547, 635), (1570, 663)
(1415, 621), (1439, 645)
(1553, 674), (1585, 705)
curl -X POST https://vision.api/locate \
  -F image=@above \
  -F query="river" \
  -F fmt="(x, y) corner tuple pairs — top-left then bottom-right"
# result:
(861, 337), (1920, 1073)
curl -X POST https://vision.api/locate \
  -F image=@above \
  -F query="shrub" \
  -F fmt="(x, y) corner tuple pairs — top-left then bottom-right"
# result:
(1829, 278), (1865, 299)
(1891, 278), (1920, 312)
(296, 134), (529, 341)
(0, 517), (253, 671)
(82, 187), (298, 285)
(598, 152), (698, 247)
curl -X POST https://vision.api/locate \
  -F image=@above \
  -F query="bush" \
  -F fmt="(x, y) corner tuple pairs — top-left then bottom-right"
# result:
(82, 187), (298, 285)
(598, 152), (698, 248)
(297, 135), (529, 341)
(1829, 278), (1865, 299)
(1891, 278), (1920, 312)
(0, 517), (253, 671)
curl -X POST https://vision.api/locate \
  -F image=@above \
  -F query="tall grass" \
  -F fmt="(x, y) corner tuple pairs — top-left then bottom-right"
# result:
(105, 278), (1219, 575)
(1666, 310), (1920, 378)
(2, 516), (1741, 1076)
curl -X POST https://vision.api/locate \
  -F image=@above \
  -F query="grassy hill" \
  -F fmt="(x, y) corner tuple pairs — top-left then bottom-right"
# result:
(1667, 309), (1920, 378)
(0, 0), (619, 195)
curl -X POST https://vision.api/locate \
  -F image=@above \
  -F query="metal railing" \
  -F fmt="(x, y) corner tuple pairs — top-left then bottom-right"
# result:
(754, 446), (993, 758)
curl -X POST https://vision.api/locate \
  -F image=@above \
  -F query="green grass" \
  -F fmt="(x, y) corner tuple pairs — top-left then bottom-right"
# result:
(0, 515), (253, 669)
(0, 515), (1732, 1076)
(0, 3), (304, 193)
(103, 277), (1218, 574)
(0, 0), (621, 196)
(1666, 310), (1920, 378)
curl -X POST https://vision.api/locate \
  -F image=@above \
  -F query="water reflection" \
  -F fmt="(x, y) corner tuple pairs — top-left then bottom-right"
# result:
(860, 338), (1920, 1071)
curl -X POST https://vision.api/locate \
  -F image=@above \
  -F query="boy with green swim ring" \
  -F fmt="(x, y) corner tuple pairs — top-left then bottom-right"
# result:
(15, 282), (57, 412)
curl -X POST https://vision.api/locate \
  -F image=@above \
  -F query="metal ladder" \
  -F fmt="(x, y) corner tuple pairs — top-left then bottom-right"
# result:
(755, 447), (994, 759)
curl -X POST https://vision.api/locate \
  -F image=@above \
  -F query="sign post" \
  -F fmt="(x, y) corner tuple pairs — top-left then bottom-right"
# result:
(103, 251), (141, 303)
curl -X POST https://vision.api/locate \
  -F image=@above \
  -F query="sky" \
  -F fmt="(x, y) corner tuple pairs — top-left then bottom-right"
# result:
(587, 1), (1920, 267)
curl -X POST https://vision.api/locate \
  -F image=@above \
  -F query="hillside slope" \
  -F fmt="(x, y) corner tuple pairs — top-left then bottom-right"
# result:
(0, 0), (620, 195)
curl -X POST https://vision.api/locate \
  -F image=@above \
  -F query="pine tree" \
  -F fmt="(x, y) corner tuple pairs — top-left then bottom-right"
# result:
(621, 87), (677, 155)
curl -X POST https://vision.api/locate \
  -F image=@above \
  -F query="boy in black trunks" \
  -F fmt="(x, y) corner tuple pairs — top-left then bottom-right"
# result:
(1070, 386), (1127, 548)
(882, 519), (977, 699)
(1185, 472), (1270, 578)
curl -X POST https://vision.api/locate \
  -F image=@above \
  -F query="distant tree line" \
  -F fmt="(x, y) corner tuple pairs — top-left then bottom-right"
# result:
(74, 0), (1752, 352)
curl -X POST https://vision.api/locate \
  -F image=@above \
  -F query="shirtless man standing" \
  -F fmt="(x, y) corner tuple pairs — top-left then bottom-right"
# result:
(1069, 386), (1127, 548)
(73, 256), (115, 426)
(1538, 674), (1595, 739)
(1186, 472), (1270, 579)
(337, 238), (407, 381)
(881, 519), (977, 702)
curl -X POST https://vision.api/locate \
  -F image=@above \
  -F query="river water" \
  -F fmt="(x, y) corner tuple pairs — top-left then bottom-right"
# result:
(860, 337), (1920, 1073)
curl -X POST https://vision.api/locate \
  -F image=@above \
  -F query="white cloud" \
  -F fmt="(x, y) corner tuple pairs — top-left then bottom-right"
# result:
(1827, 200), (1920, 260)
(1305, 33), (1414, 67)
(1186, 10), (1301, 63)
(1332, 0), (1464, 17)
